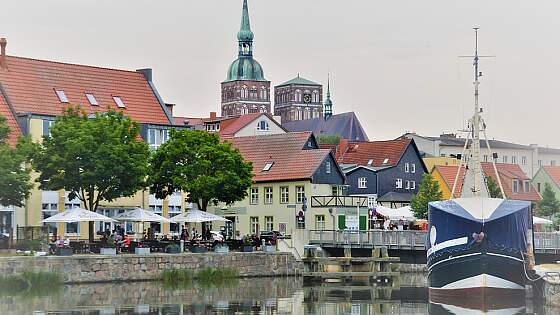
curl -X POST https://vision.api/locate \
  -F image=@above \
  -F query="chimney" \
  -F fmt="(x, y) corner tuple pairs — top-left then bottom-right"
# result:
(339, 138), (349, 156)
(165, 103), (174, 117)
(0, 38), (7, 70)
(210, 112), (217, 120)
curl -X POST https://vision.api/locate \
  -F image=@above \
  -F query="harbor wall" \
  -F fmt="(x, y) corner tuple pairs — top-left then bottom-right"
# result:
(0, 252), (303, 283)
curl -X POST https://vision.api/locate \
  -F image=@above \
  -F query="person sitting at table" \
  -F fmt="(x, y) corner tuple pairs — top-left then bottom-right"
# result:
(162, 234), (169, 241)
(180, 228), (189, 241)
(63, 237), (70, 247)
(55, 236), (65, 248)
(204, 228), (211, 241)
(123, 234), (131, 249)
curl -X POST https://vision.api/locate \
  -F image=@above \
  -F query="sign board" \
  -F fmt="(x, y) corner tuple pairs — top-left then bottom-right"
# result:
(346, 215), (359, 231)
(287, 205), (296, 209)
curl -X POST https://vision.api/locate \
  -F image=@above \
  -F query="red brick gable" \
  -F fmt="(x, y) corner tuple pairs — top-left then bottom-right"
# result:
(0, 55), (170, 125)
(225, 132), (331, 182)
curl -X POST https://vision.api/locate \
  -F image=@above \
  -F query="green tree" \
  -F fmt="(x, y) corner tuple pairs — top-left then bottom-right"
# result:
(537, 183), (560, 217)
(0, 115), (33, 207)
(485, 176), (503, 198)
(149, 130), (253, 211)
(32, 106), (150, 241)
(316, 135), (341, 145)
(410, 173), (444, 219)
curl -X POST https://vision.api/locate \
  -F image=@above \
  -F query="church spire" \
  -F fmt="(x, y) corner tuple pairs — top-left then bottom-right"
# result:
(324, 74), (333, 119)
(237, 0), (254, 56)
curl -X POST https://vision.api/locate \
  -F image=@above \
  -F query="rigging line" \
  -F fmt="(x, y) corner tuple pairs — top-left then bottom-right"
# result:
(483, 126), (506, 198)
(451, 131), (471, 198)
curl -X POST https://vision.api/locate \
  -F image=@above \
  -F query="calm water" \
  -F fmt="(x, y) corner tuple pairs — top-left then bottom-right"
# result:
(0, 274), (555, 315)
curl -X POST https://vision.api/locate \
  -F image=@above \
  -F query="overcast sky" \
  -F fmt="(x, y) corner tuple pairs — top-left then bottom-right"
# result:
(2, 0), (558, 147)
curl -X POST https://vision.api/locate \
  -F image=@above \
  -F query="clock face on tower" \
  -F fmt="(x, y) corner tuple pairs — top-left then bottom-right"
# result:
(303, 94), (312, 104)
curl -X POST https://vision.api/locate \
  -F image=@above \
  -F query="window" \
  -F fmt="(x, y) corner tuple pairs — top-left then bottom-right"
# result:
(280, 186), (289, 203)
(250, 217), (259, 235)
(260, 87), (267, 100)
(411, 181), (416, 190)
(265, 216), (274, 231)
(85, 93), (98, 106)
(315, 215), (325, 230)
(332, 185), (339, 196)
(367, 159), (373, 166)
(502, 156), (508, 163)
(296, 186), (305, 204)
(524, 181), (530, 193)
(264, 187), (273, 204)
(405, 180), (411, 190)
(483, 155), (489, 162)
(326, 162), (331, 174)
(42, 203), (58, 229)
(112, 96), (125, 108)
(42, 120), (55, 137)
(257, 120), (269, 131)
(522, 156), (527, 165)
(262, 162), (274, 171)
(55, 89), (69, 103)
(367, 196), (377, 209)
(411, 164), (416, 173)
(511, 156), (517, 164)
(64, 202), (80, 235)
(168, 205), (182, 234)
(396, 178), (403, 189)
(147, 129), (169, 150)
(538, 183), (541, 193)
(405, 163), (410, 173)
(382, 158), (389, 165)
(250, 188), (259, 204)
(512, 180), (519, 193)
(358, 177), (367, 189)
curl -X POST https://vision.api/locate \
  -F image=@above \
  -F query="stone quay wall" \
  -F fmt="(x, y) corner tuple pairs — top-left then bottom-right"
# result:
(0, 252), (303, 284)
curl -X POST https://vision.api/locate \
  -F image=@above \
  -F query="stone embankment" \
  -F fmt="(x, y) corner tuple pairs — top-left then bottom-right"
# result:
(0, 252), (302, 283)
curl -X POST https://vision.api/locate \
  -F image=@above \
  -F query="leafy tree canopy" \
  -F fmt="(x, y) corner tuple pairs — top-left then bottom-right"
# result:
(316, 135), (341, 145)
(32, 106), (150, 212)
(485, 176), (503, 199)
(0, 115), (33, 207)
(149, 130), (253, 211)
(410, 173), (444, 220)
(537, 183), (560, 217)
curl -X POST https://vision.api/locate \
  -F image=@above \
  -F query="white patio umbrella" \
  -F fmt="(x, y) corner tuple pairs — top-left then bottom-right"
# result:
(42, 207), (117, 224)
(169, 209), (230, 223)
(533, 216), (553, 225)
(113, 208), (170, 223)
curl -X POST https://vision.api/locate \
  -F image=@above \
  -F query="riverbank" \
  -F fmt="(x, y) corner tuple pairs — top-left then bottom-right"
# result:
(0, 252), (303, 283)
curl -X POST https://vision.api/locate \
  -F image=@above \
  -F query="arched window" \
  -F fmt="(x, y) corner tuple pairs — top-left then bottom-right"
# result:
(312, 91), (319, 103)
(241, 86), (248, 98)
(295, 90), (302, 102)
(259, 106), (266, 113)
(260, 87), (267, 100)
(241, 105), (248, 115)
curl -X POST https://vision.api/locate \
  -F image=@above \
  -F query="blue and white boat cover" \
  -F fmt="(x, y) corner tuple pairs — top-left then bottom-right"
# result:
(427, 198), (531, 257)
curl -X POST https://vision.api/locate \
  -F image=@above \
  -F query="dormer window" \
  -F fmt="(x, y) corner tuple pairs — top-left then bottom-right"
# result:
(382, 158), (389, 165)
(257, 120), (269, 131)
(367, 159), (373, 166)
(112, 96), (125, 108)
(86, 93), (98, 106)
(55, 89), (68, 103)
(262, 162), (274, 171)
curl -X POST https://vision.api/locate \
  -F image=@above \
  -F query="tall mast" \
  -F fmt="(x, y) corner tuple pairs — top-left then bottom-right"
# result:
(472, 27), (482, 197)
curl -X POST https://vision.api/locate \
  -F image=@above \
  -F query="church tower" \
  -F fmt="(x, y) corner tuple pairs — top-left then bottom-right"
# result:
(324, 75), (333, 119)
(221, 0), (271, 117)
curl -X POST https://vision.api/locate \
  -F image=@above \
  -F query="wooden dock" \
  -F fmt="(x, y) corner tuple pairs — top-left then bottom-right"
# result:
(302, 246), (400, 284)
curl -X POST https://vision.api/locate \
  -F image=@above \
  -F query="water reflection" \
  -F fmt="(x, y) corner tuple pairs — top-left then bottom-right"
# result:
(0, 274), (555, 314)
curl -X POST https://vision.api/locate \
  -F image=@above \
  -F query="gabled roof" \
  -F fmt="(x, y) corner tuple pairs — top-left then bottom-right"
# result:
(173, 116), (205, 127)
(542, 166), (560, 187)
(283, 112), (369, 141)
(225, 132), (333, 182)
(277, 76), (320, 87)
(337, 139), (411, 168)
(0, 55), (171, 125)
(481, 163), (540, 201)
(219, 113), (285, 137)
(432, 165), (466, 198)
(0, 90), (21, 146)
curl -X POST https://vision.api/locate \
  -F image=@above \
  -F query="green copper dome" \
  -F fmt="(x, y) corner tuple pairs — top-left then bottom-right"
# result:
(226, 56), (266, 82)
(237, 0), (254, 41)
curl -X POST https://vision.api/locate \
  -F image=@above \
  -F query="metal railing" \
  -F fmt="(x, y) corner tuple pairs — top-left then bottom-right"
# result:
(308, 230), (427, 250)
(309, 230), (560, 252)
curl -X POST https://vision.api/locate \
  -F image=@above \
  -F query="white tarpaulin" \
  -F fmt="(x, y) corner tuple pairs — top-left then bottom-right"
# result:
(169, 210), (230, 223)
(375, 205), (415, 220)
(533, 216), (553, 225)
(113, 208), (170, 223)
(41, 207), (117, 223)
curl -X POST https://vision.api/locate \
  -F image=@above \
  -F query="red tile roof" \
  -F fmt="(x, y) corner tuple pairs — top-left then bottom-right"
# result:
(432, 165), (466, 198)
(173, 116), (205, 127)
(481, 163), (541, 201)
(337, 139), (411, 167)
(0, 55), (170, 125)
(0, 92), (20, 146)
(219, 113), (284, 138)
(542, 166), (560, 187)
(225, 132), (332, 182)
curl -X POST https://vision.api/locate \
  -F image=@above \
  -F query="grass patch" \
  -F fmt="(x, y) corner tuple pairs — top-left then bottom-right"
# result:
(0, 271), (62, 296)
(161, 267), (238, 289)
